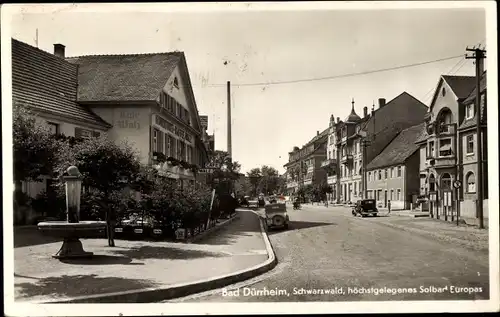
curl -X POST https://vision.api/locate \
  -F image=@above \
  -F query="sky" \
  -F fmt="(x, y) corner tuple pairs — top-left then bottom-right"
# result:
(6, 3), (487, 174)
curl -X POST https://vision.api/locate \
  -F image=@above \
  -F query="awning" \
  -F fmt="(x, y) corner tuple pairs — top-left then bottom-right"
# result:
(439, 144), (452, 151)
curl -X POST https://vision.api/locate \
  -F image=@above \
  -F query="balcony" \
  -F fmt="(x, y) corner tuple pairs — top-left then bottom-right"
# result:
(425, 156), (456, 169)
(341, 154), (353, 165)
(321, 159), (337, 168)
(426, 122), (457, 137)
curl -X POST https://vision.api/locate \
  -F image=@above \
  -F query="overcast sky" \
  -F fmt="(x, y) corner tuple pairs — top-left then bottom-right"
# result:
(7, 3), (487, 174)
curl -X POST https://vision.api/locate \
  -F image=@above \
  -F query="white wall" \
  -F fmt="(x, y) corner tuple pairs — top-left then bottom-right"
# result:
(91, 105), (152, 164)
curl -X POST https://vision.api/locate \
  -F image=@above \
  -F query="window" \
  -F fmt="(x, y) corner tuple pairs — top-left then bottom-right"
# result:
(429, 174), (436, 192)
(368, 171), (371, 181)
(390, 167), (394, 178)
(390, 189), (394, 201)
(466, 172), (476, 193)
(442, 87), (446, 96)
(75, 127), (98, 139)
(466, 135), (474, 154)
(47, 122), (59, 135)
(173, 77), (179, 88)
(157, 131), (164, 153)
(428, 141), (435, 158)
(397, 189), (401, 201)
(153, 129), (159, 152)
(397, 166), (402, 177)
(378, 170), (382, 180)
(384, 169), (388, 179)
(466, 103), (475, 120)
(439, 139), (452, 156)
(354, 161), (357, 174)
(441, 173), (452, 190)
(165, 135), (173, 157)
(354, 182), (357, 195)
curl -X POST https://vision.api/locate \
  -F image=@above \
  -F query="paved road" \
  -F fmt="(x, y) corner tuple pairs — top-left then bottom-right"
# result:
(169, 205), (489, 302)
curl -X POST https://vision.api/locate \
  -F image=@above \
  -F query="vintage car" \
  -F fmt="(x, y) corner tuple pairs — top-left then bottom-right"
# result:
(352, 199), (378, 217)
(265, 203), (289, 230)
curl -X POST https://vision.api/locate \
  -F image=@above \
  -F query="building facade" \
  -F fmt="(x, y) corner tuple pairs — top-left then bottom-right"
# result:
(334, 93), (428, 204)
(12, 39), (112, 198)
(12, 38), (210, 197)
(457, 71), (488, 224)
(415, 75), (482, 223)
(415, 73), (488, 225)
(322, 115), (340, 202)
(284, 129), (328, 196)
(366, 123), (424, 210)
(66, 47), (210, 187)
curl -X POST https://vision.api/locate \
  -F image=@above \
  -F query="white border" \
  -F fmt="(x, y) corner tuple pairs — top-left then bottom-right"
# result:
(3, 1), (498, 315)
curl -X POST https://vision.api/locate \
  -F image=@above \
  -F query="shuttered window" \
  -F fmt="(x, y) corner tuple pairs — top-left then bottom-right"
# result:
(75, 127), (96, 139)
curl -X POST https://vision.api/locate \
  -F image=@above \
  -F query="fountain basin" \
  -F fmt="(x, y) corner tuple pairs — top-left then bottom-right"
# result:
(38, 221), (107, 259)
(38, 221), (107, 238)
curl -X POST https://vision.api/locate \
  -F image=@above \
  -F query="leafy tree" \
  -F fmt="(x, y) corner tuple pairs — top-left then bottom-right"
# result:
(256, 165), (281, 195)
(55, 135), (141, 246)
(246, 168), (262, 196)
(234, 175), (253, 197)
(12, 104), (62, 186)
(206, 150), (241, 194)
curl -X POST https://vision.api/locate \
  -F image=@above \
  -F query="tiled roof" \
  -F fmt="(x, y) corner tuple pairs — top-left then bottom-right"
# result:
(306, 127), (329, 146)
(11, 39), (111, 128)
(463, 71), (487, 104)
(442, 75), (476, 99)
(66, 52), (182, 102)
(366, 123), (425, 170)
(414, 123), (429, 143)
(459, 72), (487, 130)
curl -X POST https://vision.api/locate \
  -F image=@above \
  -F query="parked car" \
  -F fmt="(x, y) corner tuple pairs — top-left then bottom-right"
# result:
(265, 203), (289, 230)
(352, 199), (378, 217)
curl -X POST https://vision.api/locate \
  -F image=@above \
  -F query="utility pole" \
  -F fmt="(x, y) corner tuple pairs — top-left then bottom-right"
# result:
(227, 81), (232, 160)
(465, 46), (486, 229)
(362, 138), (371, 199)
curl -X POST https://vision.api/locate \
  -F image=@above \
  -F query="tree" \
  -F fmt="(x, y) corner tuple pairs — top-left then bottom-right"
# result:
(246, 168), (262, 196)
(55, 135), (141, 246)
(206, 150), (241, 194)
(234, 176), (253, 197)
(13, 104), (62, 186)
(257, 165), (281, 195)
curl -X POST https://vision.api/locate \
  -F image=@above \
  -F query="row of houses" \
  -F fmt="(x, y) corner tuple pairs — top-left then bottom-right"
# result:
(283, 72), (488, 226)
(12, 38), (215, 198)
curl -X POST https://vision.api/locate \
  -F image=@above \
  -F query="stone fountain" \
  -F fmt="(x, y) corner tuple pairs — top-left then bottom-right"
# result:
(37, 166), (107, 259)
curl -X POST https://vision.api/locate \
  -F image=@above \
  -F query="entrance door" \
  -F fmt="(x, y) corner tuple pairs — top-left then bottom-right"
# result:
(384, 190), (388, 207)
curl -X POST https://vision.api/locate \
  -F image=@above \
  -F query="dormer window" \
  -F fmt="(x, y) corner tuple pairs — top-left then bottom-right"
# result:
(173, 77), (179, 89)
(466, 103), (475, 120)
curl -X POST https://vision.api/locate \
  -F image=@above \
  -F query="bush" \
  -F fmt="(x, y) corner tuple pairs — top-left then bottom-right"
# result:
(31, 190), (66, 220)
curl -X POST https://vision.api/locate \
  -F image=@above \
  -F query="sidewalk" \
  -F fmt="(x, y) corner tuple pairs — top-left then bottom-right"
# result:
(13, 210), (276, 303)
(376, 215), (489, 253)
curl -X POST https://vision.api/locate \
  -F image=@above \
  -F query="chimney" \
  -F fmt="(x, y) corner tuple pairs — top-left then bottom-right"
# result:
(336, 117), (340, 123)
(317, 130), (320, 136)
(378, 98), (386, 109)
(363, 106), (368, 118)
(54, 44), (65, 58)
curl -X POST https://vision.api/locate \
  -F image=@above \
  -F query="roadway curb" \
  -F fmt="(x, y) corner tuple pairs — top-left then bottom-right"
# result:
(41, 210), (277, 303)
(186, 213), (240, 244)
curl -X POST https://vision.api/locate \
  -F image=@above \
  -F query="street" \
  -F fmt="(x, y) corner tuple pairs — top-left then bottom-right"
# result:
(170, 204), (489, 302)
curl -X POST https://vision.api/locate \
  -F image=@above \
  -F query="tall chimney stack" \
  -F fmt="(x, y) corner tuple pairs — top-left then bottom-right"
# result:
(54, 44), (65, 58)
(378, 98), (386, 109)
(317, 130), (320, 136)
(363, 106), (368, 118)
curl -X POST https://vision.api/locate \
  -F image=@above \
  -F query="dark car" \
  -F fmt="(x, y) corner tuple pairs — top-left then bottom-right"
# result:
(352, 199), (378, 217)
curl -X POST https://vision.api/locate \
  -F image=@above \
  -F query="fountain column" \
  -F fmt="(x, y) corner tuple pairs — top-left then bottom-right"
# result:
(37, 166), (107, 259)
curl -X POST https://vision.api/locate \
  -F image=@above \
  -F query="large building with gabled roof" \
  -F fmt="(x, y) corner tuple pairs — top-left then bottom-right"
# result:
(415, 72), (488, 225)
(366, 123), (425, 210)
(12, 38), (212, 198)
